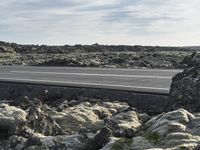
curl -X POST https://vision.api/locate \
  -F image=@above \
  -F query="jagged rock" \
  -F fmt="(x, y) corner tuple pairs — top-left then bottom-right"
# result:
(93, 127), (112, 148)
(0, 100), (13, 104)
(101, 136), (155, 150)
(142, 109), (200, 149)
(180, 52), (200, 68)
(25, 145), (48, 150)
(190, 113), (200, 135)
(62, 127), (113, 150)
(102, 102), (130, 114)
(0, 40), (194, 68)
(20, 96), (34, 110)
(138, 113), (151, 123)
(90, 59), (101, 66)
(39, 136), (55, 147)
(53, 134), (94, 150)
(170, 67), (200, 112)
(52, 102), (104, 132)
(56, 100), (69, 112)
(3, 96), (200, 150)
(88, 98), (101, 104)
(52, 101), (130, 132)
(3, 135), (27, 150)
(25, 134), (43, 148)
(68, 100), (79, 107)
(0, 141), (7, 149)
(23, 99), (66, 136)
(0, 103), (27, 137)
(111, 111), (141, 129)
(195, 144), (200, 150)
(161, 132), (200, 149)
(105, 111), (141, 138)
(54, 134), (82, 149)
(145, 108), (195, 137)
(0, 46), (15, 53)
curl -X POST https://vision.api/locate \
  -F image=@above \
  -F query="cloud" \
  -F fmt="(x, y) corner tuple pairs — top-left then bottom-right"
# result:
(0, 0), (200, 46)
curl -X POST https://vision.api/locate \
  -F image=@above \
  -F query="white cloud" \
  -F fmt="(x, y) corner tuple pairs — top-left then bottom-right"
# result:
(0, 0), (200, 46)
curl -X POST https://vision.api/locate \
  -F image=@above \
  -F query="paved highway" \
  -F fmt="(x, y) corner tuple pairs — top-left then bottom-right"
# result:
(0, 66), (182, 94)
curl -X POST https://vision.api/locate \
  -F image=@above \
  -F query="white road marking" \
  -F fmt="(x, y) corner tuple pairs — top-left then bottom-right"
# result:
(11, 70), (172, 79)
(0, 77), (169, 91)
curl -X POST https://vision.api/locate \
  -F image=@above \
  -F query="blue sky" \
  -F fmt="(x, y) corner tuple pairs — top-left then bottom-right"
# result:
(0, 0), (200, 46)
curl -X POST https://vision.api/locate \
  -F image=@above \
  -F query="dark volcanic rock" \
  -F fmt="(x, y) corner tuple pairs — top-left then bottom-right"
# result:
(1, 96), (200, 149)
(170, 67), (200, 112)
(89, 127), (112, 149)
(0, 40), (194, 69)
(19, 97), (67, 136)
(180, 52), (200, 68)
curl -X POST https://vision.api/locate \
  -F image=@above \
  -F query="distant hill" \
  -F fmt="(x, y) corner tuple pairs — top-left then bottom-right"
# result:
(0, 41), (193, 54)
(182, 46), (200, 51)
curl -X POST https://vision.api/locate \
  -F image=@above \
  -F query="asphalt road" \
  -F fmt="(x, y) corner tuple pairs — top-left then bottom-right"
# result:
(0, 66), (182, 94)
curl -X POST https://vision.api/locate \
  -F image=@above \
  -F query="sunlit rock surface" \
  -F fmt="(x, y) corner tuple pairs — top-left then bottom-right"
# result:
(0, 95), (200, 150)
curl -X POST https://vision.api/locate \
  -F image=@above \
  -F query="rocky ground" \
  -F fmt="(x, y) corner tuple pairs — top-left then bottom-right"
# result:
(0, 51), (199, 69)
(0, 41), (200, 69)
(0, 67), (200, 149)
(1, 96), (200, 150)
(170, 67), (200, 112)
(1, 41), (200, 149)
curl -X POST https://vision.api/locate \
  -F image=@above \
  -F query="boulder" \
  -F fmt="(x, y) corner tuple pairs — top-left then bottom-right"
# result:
(21, 98), (65, 136)
(143, 108), (200, 149)
(145, 108), (195, 137)
(180, 52), (200, 68)
(68, 100), (79, 107)
(52, 101), (130, 132)
(138, 113), (151, 123)
(53, 131), (107, 150)
(0, 103), (27, 136)
(105, 111), (141, 138)
(101, 136), (155, 150)
(170, 67), (200, 111)
(6, 135), (27, 150)
(93, 127), (112, 149)
(161, 132), (200, 149)
(52, 102), (104, 132)
(190, 113), (200, 135)
(53, 134), (84, 150)
(110, 111), (141, 129)
(101, 102), (130, 115)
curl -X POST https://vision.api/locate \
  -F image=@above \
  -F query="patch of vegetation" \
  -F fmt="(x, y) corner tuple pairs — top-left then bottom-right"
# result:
(179, 146), (188, 150)
(144, 132), (160, 144)
(111, 138), (132, 150)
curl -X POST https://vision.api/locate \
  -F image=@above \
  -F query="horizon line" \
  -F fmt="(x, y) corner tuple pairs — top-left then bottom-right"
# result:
(0, 40), (199, 48)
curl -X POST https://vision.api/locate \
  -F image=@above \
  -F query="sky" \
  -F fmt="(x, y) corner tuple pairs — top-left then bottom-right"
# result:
(0, 0), (200, 46)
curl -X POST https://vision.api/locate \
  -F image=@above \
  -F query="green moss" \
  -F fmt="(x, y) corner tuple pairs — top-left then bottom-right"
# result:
(179, 146), (188, 150)
(111, 138), (132, 150)
(144, 132), (160, 144)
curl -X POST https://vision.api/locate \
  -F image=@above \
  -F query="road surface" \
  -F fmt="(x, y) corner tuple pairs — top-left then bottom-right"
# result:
(0, 66), (182, 94)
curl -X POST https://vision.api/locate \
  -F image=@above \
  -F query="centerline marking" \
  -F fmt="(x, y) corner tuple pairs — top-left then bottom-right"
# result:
(11, 70), (172, 79)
